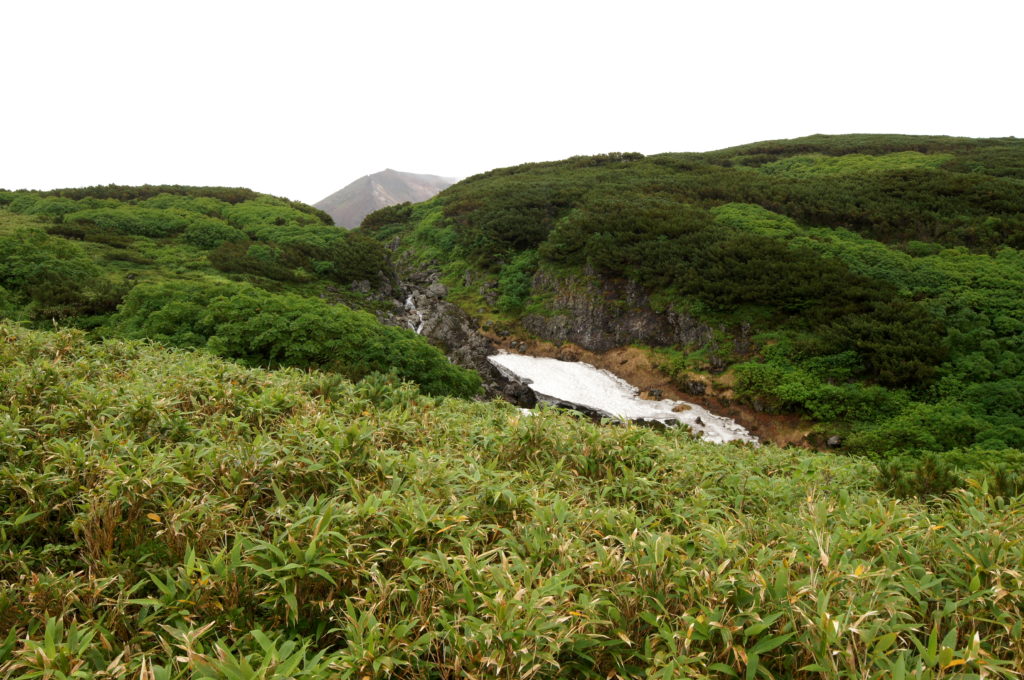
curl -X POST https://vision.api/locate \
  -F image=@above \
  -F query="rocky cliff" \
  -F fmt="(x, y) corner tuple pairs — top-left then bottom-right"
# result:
(521, 269), (715, 353)
(377, 260), (758, 404)
(381, 268), (535, 407)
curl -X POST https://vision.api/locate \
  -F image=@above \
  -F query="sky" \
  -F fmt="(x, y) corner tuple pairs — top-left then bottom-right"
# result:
(2, 0), (1021, 205)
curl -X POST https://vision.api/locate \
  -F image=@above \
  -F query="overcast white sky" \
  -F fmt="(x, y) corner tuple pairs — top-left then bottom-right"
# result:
(2, 0), (1021, 204)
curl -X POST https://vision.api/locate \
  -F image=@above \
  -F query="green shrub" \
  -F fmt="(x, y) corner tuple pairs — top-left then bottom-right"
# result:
(361, 201), (414, 228)
(0, 229), (126, 323)
(64, 207), (192, 237)
(208, 240), (300, 281)
(139, 193), (230, 217)
(846, 402), (986, 456)
(496, 249), (539, 313)
(0, 229), (103, 318)
(45, 222), (133, 248)
(182, 218), (246, 248)
(0, 284), (16, 318)
(876, 453), (965, 497)
(7, 194), (39, 213)
(222, 199), (322, 230)
(878, 448), (1024, 498)
(23, 197), (80, 218)
(106, 281), (481, 397)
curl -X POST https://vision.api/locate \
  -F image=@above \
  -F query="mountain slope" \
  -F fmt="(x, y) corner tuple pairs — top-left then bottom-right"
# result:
(0, 184), (480, 397)
(359, 134), (1024, 464)
(314, 169), (455, 228)
(2, 321), (1022, 677)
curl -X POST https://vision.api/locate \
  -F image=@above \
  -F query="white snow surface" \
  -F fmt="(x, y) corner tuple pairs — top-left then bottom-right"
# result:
(488, 353), (757, 445)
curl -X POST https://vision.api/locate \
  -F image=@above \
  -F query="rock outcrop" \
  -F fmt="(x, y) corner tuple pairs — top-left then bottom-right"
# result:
(521, 270), (713, 353)
(383, 269), (535, 407)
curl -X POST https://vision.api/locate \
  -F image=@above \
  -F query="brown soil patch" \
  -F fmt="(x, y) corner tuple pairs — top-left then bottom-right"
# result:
(487, 334), (816, 449)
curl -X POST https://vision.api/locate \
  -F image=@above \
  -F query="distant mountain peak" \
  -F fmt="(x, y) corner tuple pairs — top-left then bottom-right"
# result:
(315, 169), (455, 228)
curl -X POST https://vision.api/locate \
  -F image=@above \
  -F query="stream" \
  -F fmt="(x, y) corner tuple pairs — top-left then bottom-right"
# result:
(399, 289), (755, 444)
(488, 353), (757, 444)
(404, 294), (425, 334)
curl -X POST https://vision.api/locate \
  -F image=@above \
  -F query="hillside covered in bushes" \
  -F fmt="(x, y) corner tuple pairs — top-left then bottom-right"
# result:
(2, 323), (1023, 678)
(0, 185), (479, 397)
(361, 134), (1024, 475)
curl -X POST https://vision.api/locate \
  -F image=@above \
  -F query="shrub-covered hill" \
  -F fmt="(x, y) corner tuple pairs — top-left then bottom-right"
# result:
(2, 323), (1023, 678)
(360, 134), (1024, 468)
(0, 185), (479, 397)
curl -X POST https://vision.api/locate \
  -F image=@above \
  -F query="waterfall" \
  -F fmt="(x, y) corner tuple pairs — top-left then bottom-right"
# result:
(404, 294), (425, 334)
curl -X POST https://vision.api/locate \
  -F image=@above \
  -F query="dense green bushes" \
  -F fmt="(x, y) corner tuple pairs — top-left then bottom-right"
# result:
(1, 323), (1022, 678)
(64, 207), (196, 237)
(0, 229), (119, 320)
(207, 227), (390, 285)
(0, 185), (444, 397)
(2, 185), (398, 307)
(360, 201), (414, 228)
(878, 449), (1024, 498)
(33, 184), (334, 224)
(105, 280), (480, 397)
(182, 218), (246, 248)
(374, 134), (1024, 468)
(496, 249), (539, 312)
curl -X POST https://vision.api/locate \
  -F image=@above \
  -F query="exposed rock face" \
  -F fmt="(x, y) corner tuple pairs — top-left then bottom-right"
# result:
(380, 263), (752, 409)
(521, 270), (713, 353)
(384, 269), (535, 407)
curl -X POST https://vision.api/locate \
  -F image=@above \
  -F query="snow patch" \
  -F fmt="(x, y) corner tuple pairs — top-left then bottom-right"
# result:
(488, 353), (757, 445)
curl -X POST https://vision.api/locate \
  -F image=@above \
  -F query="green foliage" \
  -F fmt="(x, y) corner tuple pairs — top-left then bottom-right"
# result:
(823, 299), (948, 387)
(0, 284), (17, 318)
(0, 229), (120, 320)
(45, 221), (135, 248)
(182, 218), (246, 249)
(733, 357), (909, 422)
(36, 184), (334, 224)
(360, 201), (414, 229)
(139, 192), (231, 217)
(222, 198), (323, 230)
(7, 193), (41, 213)
(448, 175), (586, 260)
(208, 226), (389, 285)
(758, 151), (952, 177)
(496, 249), (539, 313)
(878, 449), (1024, 498)
(372, 134), (1024, 462)
(105, 280), (480, 397)
(2, 322), (1023, 678)
(0, 186), (437, 395)
(64, 207), (195, 237)
(22, 196), (81, 217)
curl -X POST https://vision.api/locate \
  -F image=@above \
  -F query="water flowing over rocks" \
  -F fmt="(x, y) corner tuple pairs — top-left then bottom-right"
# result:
(489, 353), (758, 444)
(380, 264), (769, 437)
(403, 294), (425, 334)
(388, 272), (535, 406)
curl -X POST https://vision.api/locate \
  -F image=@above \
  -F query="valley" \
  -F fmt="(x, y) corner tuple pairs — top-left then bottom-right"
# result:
(2, 134), (1024, 677)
